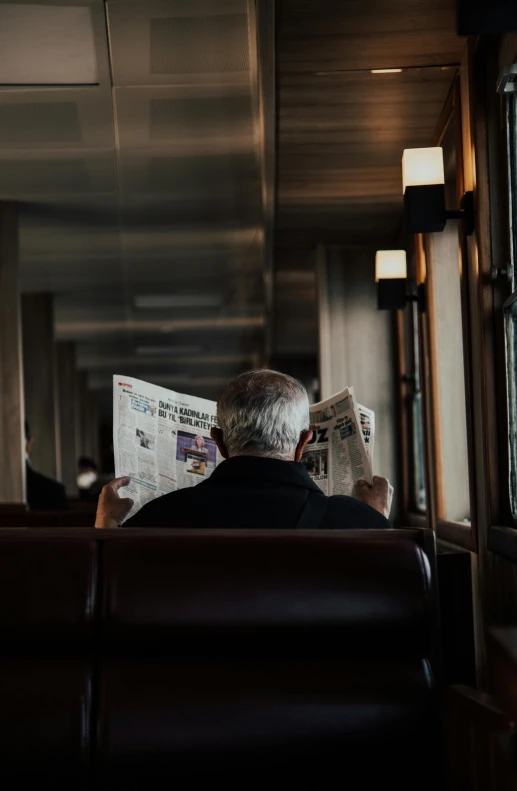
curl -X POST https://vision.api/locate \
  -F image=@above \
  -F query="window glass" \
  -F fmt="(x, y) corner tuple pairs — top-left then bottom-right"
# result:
(504, 295), (517, 518)
(505, 91), (517, 517)
(403, 302), (426, 512)
(412, 391), (426, 512)
(507, 92), (517, 292)
(426, 118), (471, 524)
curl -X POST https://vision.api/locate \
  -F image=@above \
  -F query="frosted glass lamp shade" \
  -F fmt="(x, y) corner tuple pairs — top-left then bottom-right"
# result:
(402, 147), (445, 193)
(375, 250), (407, 282)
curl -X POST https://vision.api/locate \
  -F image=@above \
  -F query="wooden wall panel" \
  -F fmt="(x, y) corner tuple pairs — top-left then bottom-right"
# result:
(318, 246), (399, 518)
(22, 293), (59, 480)
(0, 202), (25, 503)
(57, 341), (78, 495)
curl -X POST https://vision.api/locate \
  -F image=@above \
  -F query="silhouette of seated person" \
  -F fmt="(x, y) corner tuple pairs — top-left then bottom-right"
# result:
(25, 420), (68, 511)
(95, 370), (393, 530)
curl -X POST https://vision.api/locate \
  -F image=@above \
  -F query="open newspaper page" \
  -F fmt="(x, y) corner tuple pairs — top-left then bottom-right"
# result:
(302, 386), (374, 496)
(113, 375), (220, 521)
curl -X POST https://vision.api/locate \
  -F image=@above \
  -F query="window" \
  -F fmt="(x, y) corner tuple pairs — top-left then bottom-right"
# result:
(402, 301), (426, 513)
(412, 391), (426, 512)
(505, 88), (517, 517)
(504, 293), (517, 518)
(425, 115), (471, 525)
(507, 91), (517, 292)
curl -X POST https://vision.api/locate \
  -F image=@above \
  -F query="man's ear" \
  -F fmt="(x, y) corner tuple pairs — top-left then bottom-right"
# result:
(294, 429), (313, 462)
(210, 427), (229, 459)
(26, 436), (34, 455)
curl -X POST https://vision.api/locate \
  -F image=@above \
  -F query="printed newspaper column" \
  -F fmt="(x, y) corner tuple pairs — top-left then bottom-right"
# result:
(113, 376), (220, 522)
(302, 386), (374, 496)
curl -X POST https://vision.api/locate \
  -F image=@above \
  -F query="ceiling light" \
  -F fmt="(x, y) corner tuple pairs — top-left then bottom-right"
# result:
(371, 68), (403, 74)
(134, 294), (223, 309)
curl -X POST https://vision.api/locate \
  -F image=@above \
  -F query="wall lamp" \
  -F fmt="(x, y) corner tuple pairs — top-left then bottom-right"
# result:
(376, 250), (425, 311)
(402, 147), (475, 236)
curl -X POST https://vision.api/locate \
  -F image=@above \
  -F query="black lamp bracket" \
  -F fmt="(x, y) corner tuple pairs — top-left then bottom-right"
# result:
(445, 191), (475, 236)
(377, 278), (426, 312)
(407, 282), (426, 313)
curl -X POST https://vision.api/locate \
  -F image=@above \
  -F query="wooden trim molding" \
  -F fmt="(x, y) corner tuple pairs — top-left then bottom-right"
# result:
(422, 86), (477, 547)
(316, 244), (332, 400)
(437, 519), (475, 552)
(445, 683), (517, 789)
(0, 202), (25, 504)
(455, 67), (480, 550)
(395, 311), (410, 512)
(488, 525), (517, 565)
(422, 232), (446, 519)
(403, 512), (429, 529)
(472, 37), (517, 542)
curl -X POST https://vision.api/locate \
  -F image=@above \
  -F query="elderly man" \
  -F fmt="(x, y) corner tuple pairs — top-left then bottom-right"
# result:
(96, 370), (392, 529)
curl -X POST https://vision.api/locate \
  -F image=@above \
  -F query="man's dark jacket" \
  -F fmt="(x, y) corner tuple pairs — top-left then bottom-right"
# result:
(26, 463), (68, 511)
(125, 456), (389, 530)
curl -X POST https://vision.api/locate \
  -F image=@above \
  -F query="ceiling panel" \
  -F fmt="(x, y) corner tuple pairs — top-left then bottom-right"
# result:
(115, 85), (254, 153)
(149, 13), (249, 74)
(0, 88), (114, 150)
(0, 151), (116, 196)
(278, 0), (465, 72)
(118, 194), (260, 229)
(11, 0), (268, 382)
(0, 100), (82, 144)
(0, 0), (112, 85)
(107, 0), (251, 87)
(0, 3), (97, 84)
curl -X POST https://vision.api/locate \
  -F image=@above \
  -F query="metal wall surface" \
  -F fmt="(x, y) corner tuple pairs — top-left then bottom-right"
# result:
(4, 0), (274, 401)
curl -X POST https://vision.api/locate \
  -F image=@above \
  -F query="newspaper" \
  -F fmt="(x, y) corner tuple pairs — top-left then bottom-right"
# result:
(301, 387), (374, 496)
(113, 375), (221, 521)
(113, 376), (375, 519)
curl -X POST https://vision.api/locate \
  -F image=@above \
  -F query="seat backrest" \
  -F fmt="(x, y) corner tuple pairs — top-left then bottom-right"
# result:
(0, 528), (439, 789)
(101, 531), (433, 658)
(0, 510), (95, 527)
(0, 533), (96, 788)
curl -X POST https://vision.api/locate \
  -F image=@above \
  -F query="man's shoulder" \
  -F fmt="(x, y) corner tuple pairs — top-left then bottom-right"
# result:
(27, 466), (64, 493)
(125, 486), (197, 527)
(323, 493), (390, 529)
(26, 465), (68, 509)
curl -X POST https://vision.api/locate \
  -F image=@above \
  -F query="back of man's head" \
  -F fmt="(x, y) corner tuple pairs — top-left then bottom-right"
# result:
(217, 369), (310, 460)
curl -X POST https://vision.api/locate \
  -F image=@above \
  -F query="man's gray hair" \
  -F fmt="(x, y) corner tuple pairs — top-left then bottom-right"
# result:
(217, 369), (310, 459)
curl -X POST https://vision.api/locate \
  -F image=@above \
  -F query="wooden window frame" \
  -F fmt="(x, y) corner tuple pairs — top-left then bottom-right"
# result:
(429, 75), (478, 551)
(396, 303), (427, 527)
(471, 35), (517, 564)
(399, 37), (517, 560)
(399, 71), (478, 551)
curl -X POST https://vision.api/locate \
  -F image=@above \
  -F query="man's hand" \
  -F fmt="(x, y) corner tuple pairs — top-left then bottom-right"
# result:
(95, 477), (134, 529)
(354, 476), (393, 519)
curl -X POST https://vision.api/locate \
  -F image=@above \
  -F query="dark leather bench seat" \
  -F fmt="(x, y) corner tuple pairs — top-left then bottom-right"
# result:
(0, 528), (440, 789)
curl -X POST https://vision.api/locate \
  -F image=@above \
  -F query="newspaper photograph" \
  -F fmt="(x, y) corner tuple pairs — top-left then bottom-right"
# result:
(113, 375), (221, 521)
(302, 386), (375, 496)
